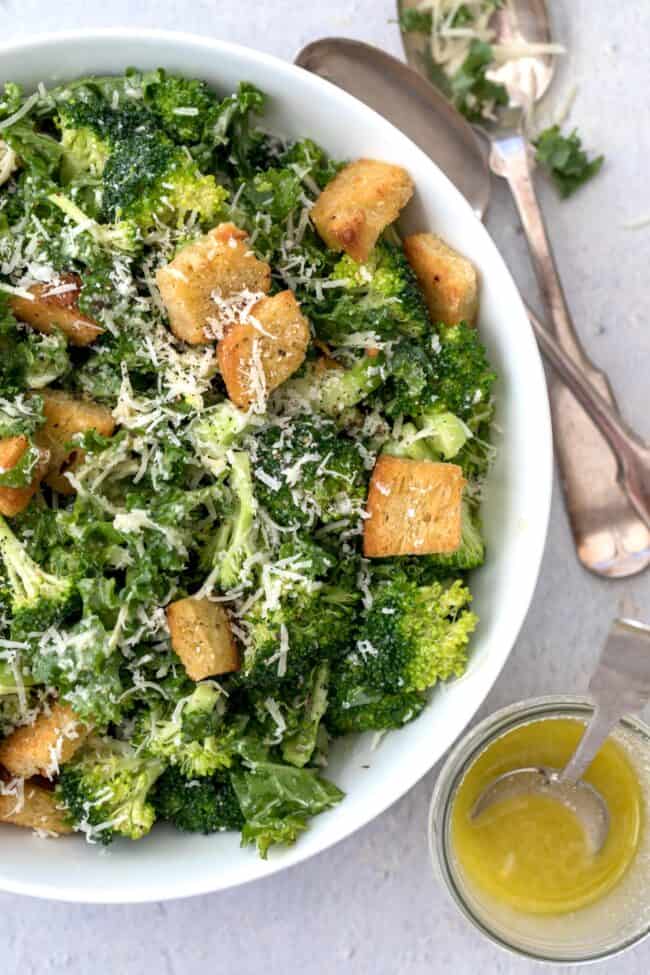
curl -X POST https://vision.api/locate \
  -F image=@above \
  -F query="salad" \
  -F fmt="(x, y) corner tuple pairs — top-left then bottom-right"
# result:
(0, 70), (496, 856)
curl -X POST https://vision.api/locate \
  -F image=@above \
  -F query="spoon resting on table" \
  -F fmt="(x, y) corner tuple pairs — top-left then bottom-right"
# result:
(471, 617), (650, 854)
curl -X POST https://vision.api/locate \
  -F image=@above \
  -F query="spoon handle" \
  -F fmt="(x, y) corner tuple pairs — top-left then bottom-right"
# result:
(488, 134), (595, 367)
(526, 307), (650, 528)
(489, 133), (650, 576)
(561, 618), (650, 784)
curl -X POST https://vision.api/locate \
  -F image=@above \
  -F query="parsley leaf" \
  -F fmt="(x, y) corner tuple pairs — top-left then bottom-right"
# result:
(398, 9), (433, 33)
(450, 41), (508, 123)
(535, 126), (604, 198)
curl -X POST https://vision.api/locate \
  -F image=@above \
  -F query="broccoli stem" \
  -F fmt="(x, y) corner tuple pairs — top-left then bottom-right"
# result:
(0, 514), (70, 606)
(317, 353), (386, 416)
(48, 193), (139, 253)
(216, 452), (256, 590)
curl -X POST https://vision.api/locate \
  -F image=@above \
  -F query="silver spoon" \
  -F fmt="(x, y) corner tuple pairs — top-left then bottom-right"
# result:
(472, 617), (650, 853)
(295, 36), (650, 576)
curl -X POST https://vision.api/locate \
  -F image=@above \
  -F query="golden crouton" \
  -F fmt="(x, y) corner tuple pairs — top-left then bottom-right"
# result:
(0, 782), (72, 834)
(404, 233), (479, 326)
(217, 290), (310, 409)
(364, 455), (465, 557)
(156, 222), (272, 345)
(0, 435), (48, 517)
(311, 159), (414, 263)
(35, 389), (115, 495)
(167, 596), (240, 681)
(9, 273), (103, 346)
(0, 702), (90, 779)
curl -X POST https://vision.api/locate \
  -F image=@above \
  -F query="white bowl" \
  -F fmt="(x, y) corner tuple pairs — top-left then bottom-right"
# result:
(0, 28), (552, 903)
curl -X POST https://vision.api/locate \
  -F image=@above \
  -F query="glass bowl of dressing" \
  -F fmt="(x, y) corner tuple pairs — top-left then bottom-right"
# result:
(430, 696), (650, 963)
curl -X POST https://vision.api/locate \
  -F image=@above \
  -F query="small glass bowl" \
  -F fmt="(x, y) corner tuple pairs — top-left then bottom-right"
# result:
(429, 696), (650, 964)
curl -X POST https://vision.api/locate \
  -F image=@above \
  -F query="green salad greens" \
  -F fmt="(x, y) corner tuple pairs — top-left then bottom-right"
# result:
(0, 69), (496, 856)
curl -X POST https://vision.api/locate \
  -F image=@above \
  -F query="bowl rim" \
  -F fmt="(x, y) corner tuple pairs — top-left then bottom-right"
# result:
(0, 27), (553, 903)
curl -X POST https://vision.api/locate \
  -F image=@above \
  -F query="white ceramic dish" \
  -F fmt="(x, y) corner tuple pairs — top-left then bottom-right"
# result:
(0, 28), (552, 903)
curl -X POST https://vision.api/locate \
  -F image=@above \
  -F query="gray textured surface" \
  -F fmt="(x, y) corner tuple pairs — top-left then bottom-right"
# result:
(2, 1), (650, 972)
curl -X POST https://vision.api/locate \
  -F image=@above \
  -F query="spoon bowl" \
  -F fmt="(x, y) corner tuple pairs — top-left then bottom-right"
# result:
(487, 0), (556, 122)
(471, 766), (610, 855)
(398, 0), (557, 129)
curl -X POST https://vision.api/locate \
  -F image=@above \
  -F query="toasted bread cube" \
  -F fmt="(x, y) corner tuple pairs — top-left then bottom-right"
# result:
(311, 159), (414, 263)
(0, 782), (72, 834)
(156, 222), (272, 345)
(167, 596), (240, 681)
(364, 455), (465, 557)
(34, 389), (115, 495)
(404, 233), (479, 326)
(9, 273), (103, 346)
(0, 702), (90, 779)
(217, 290), (310, 409)
(0, 435), (48, 517)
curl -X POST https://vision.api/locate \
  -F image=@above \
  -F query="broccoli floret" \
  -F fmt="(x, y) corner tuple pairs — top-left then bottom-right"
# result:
(380, 323), (496, 426)
(239, 167), (303, 222)
(278, 352), (387, 418)
(59, 124), (110, 183)
(328, 574), (477, 734)
(251, 416), (368, 529)
(3, 121), (63, 179)
(327, 683), (427, 735)
(57, 737), (164, 843)
(152, 766), (244, 833)
(0, 515), (76, 636)
(313, 241), (431, 345)
(362, 575), (478, 692)
(429, 323), (497, 422)
(57, 93), (228, 234)
(101, 130), (227, 231)
(143, 71), (217, 144)
(190, 400), (255, 476)
(384, 410), (470, 462)
(137, 684), (241, 778)
(380, 338), (437, 418)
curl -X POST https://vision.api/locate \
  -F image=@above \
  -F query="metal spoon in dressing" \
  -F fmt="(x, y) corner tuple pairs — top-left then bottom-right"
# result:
(472, 618), (650, 854)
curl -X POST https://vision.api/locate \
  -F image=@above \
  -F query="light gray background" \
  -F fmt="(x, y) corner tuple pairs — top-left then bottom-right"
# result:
(2, 2), (649, 972)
